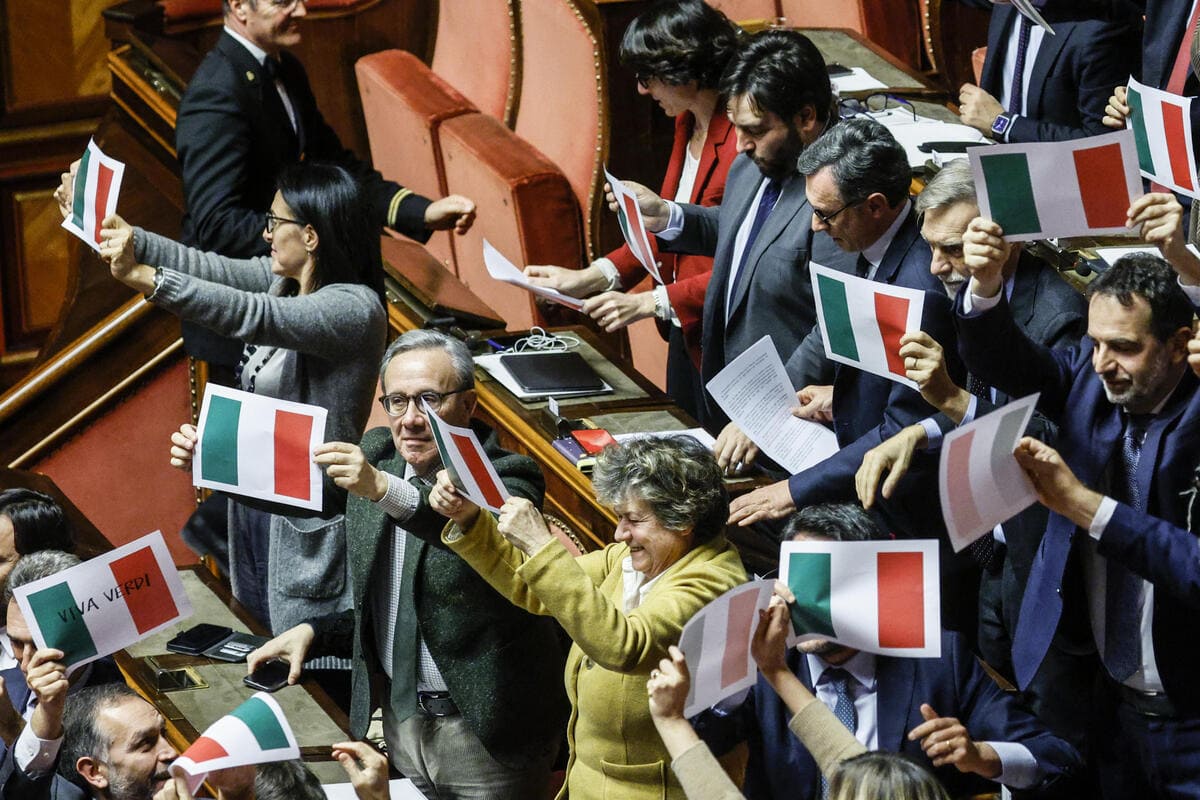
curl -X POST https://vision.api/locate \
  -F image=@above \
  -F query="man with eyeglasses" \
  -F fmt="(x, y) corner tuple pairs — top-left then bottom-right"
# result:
(248, 330), (567, 800)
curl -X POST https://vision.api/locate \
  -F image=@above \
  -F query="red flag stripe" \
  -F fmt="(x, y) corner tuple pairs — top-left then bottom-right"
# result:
(873, 292), (910, 377)
(1072, 142), (1131, 228)
(451, 432), (504, 508)
(621, 193), (651, 267)
(877, 551), (925, 648)
(945, 430), (985, 537)
(273, 410), (313, 500)
(183, 736), (229, 763)
(108, 545), (179, 634)
(720, 587), (761, 689)
(92, 162), (116, 244)
(1161, 101), (1194, 191)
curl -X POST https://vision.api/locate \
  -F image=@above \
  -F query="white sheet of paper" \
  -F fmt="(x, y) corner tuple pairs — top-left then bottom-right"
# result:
(939, 393), (1040, 552)
(482, 238), (584, 309)
(705, 336), (839, 474)
(884, 120), (991, 169)
(613, 428), (717, 451)
(323, 780), (426, 799)
(1011, 0), (1056, 34)
(604, 166), (663, 284)
(831, 67), (887, 94)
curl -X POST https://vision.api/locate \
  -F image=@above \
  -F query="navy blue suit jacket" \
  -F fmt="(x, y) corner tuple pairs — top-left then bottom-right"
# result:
(980, 5), (1139, 142)
(955, 289), (1200, 710)
(696, 631), (1081, 800)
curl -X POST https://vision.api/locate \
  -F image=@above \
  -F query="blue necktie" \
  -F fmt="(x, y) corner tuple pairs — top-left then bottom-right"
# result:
(727, 179), (781, 321)
(1103, 413), (1149, 681)
(820, 668), (858, 797)
(1008, 17), (1034, 115)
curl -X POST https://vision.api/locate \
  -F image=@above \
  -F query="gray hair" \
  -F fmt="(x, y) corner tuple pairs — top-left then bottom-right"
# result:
(58, 683), (141, 792)
(254, 760), (326, 800)
(797, 117), (910, 207)
(592, 436), (728, 544)
(378, 330), (475, 390)
(5, 550), (81, 606)
(914, 160), (977, 216)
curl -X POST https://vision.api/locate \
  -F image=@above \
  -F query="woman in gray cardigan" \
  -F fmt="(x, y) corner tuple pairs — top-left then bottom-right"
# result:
(59, 161), (386, 642)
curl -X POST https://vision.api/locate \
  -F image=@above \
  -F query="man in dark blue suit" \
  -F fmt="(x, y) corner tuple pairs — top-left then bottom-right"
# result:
(958, 1), (1138, 142)
(959, 193), (1200, 797)
(696, 504), (1081, 800)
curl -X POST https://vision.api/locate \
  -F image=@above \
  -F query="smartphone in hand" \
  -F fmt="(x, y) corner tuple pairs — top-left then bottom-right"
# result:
(243, 659), (291, 692)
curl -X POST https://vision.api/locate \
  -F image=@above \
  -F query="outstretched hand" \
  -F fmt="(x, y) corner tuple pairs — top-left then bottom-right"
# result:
(855, 424), (928, 509)
(908, 704), (1001, 778)
(429, 470), (481, 529)
(424, 195), (476, 235)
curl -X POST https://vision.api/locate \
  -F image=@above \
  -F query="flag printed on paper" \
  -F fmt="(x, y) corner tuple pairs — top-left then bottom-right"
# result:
(425, 403), (510, 514)
(171, 693), (300, 793)
(780, 540), (941, 658)
(605, 166), (663, 284)
(1126, 77), (1199, 198)
(12, 531), (192, 669)
(62, 139), (125, 252)
(970, 129), (1143, 242)
(194, 384), (327, 511)
(678, 579), (774, 718)
(939, 393), (1040, 552)
(811, 263), (926, 388)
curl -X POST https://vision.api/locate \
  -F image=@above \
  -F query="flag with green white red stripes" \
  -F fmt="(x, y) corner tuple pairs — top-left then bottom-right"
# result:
(62, 139), (125, 252)
(969, 129), (1143, 242)
(171, 693), (300, 793)
(425, 402), (510, 513)
(1126, 76), (1199, 198)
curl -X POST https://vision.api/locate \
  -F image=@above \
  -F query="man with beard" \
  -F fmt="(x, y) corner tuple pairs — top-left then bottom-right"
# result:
(958, 202), (1200, 797)
(694, 504), (1080, 799)
(616, 29), (840, 447)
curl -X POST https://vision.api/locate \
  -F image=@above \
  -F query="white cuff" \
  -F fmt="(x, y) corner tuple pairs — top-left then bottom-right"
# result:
(986, 741), (1039, 789)
(14, 724), (60, 777)
(920, 417), (944, 450)
(593, 258), (621, 291)
(652, 284), (679, 325)
(1177, 275), (1200, 304)
(657, 202), (685, 241)
(376, 472), (420, 523)
(961, 394), (979, 425)
(1088, 496), (1119, 541)
(962, 286), (1002, 316)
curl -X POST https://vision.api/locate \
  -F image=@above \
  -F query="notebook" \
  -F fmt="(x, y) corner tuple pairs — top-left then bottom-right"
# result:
(499, 351), (607, 394)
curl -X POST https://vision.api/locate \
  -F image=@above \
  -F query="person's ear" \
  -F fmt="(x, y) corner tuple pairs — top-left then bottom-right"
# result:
(1168, 326), (1194, 362)
(792, 105), (819, 139)
(76, 757), (108, 792)
(228, 0), (251, 23)
(462, 388), (478, 418)
(863, 192), (889, 217)
(303, 225), (319, 254)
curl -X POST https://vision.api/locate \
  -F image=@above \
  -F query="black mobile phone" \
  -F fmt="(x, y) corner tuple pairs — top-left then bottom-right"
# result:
(826, 63), (854, 78)
(243, 659), (291, 692)
(165, 623), (234, 656)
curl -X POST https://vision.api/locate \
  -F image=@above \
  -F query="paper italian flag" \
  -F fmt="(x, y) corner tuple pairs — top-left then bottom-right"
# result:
(425, 403), (510, 514)
(780, 540), (941, 657)
(939, 393), (1039, 552)
(810, 262), (926, 388)
(679, 579), (774, 717)
(171, 693), (300, 793)
(605, 166), (663, 284)
(969, 129), (1143, 242)
(62, 139), (125, 252)
(194, 384), (327, 511)
(12, 531), (192, 669)
(1127, 76), (1199, 198)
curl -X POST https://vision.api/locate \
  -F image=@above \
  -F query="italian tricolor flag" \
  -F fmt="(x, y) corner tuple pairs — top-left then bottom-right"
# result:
(171, 693), (300, 793)
(811, 263), (926, 388)
(679, 579), (774, 717)
(780, 540), (941, 657)
(969, 129), (1143, 242)
(426, 404), (510, 513)
(939, 393), (1039, 552)
(605, 166), (663, 284)
(1127, 76), (1199, 198)
(194, 384), (327, 511)
(12, 531), (192, 668)
(62, 139), (125, 252)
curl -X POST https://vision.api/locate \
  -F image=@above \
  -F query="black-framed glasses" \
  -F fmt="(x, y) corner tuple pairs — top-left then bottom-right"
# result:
(837, 92), (917, 122)
(378, 388), (469, 417)
(265, 212), (306, 234)
(812, 197), (865, 226)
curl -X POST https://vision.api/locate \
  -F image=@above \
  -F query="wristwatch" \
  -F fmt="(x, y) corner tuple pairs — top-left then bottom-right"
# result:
(990, 113), (1015, 140)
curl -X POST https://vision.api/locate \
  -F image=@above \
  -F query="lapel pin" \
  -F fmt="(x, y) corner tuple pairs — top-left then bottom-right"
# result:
(246, 71), (256, 82)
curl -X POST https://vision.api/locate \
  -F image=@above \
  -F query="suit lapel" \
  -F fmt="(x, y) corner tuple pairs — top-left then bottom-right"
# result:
(702, 159), (760, 368)
(872, 208), (919, 286)
(1010, 253), (1038, 329)
(981, 7), (1015, 91)
(1026, 24), (1071, 119)
(1139, 371), (1198, 511)
(694, 115), (734, 204)
(875, 655), (915, 751)
(726, 171), (805, 320)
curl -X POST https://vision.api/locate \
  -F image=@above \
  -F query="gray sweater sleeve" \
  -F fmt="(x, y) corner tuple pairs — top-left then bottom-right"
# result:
(135, 227), (273, 292)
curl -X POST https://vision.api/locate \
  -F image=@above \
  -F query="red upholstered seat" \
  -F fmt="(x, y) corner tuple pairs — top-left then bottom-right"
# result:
(355, 50), (476, 274)
(972, 46), (987, 85)
(430, 0), (519, 123)
(705, 0), (780, 19)
(439, 112), (584, 331)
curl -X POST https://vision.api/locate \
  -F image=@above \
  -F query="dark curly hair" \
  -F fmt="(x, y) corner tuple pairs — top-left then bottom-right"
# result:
(619, 0), (741, 89)
(1088, 253), (1195, 343)
(797, 116), (910, 207)
(719, 29), (833, 125)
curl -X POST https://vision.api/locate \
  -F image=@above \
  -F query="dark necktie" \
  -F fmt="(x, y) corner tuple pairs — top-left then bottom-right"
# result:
(854, 253), (872, 280)
(820, 668), (858, 797)
(1008, 17), (1034, 115)
(966, 372), (991, 401)
(1103, 412), (1150, 681)
(727, 179), (781, 320)
(262, 56), (282, 80)
(962, 373), (1000, 570)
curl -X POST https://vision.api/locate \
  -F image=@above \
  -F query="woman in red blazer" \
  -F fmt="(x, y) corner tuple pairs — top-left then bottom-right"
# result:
(525, 0), (741, 418)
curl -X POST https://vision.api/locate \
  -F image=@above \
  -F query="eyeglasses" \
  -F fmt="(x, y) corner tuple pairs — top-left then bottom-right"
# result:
(378, 388), (469, 417)
(264, 212), (306, 234)
(812, 197), (865, 226)
(837, 92), (917, 123)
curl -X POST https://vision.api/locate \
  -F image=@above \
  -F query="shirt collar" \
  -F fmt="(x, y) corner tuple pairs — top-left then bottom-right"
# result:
(807, 648), (877, 692)
(224, 25), (269, 66)
(860, 199), (912, 270)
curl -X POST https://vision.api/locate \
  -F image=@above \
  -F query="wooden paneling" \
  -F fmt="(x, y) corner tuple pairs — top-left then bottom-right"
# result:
(8, 189), (71, 334)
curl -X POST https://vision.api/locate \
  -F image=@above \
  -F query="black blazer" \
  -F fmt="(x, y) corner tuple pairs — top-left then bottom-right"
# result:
(980, 4), (1140, 142)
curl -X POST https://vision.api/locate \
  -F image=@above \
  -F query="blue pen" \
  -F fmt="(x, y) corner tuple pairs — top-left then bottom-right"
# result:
(486, 338), (508, 352)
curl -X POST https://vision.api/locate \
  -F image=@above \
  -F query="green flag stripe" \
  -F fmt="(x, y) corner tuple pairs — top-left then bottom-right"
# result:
(979, 152), (1042, 235)
(229, 695), (290, 751)
(26, 581), (98, 665)
(817, 273), (860, 361)
(201, 395), (241, 485)
(787, 552), (837, 637)
(71, 148), (91, 230)
(1126, 86), (1156, 175)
